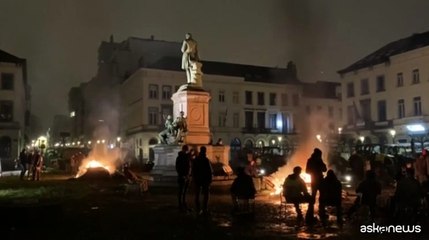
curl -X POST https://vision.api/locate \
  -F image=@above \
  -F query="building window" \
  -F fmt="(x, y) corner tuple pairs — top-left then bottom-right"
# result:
(347, 82), (354, 97)
(377, 100), (386, 121)
(376, 75), (385, 92)
(269, 93), (276, 106)
(398, 99), (405, 119)
(218, 112), (226, 127)
(257, 92), (264, 105)
(0, 101), (13, 122)
(149, 84), (158, 99)
(257, 112), (265, 129)
(413, 96), (422, 116)
(360, 99), (371, 121)
(361, 78), (369, 95)
(281, 93), (288, 106)
(148, 107), (158, 125)
(244, 111), (253, 128)
(397, 73), (403, 87)
(1, 73), (14, 90)
(292, 94), (299, 106)
(232, 91), (239, 104)
(162, 85), (172, 100)
(268, 114), (276, 129)
(233, 113), (239, 128)
(412, 69), (420, 84)
(245, 91), (252, 105)
(328, 106), (334, 118)
(347, 105), (355, 125)
(161, 105), (173, 119)
(218, 90), (225, 103)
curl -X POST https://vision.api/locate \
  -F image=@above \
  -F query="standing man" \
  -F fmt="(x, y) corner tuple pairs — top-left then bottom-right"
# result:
(175, 145), (191, 211)
(181, 33), (200, 84)
(19, 148), (28, 180)
(192, 146), (213, 215)
(305, 148), (327, 225)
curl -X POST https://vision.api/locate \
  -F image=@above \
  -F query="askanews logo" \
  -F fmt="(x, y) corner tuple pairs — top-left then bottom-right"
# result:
(360, 223), (422, 234)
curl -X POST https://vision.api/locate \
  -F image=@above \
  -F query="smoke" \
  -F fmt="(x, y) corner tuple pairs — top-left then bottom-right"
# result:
(267, 111), (332, 190)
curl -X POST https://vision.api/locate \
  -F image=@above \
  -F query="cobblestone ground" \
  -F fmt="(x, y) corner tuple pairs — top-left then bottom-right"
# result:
(1, 175), (428, 240)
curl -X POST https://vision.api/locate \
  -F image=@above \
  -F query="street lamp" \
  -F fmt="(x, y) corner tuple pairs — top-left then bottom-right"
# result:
(338, 127), (342, 135)
(389, 129), (396, 144)
(359, 136), (365, 143)
(316, 134), (322, 143)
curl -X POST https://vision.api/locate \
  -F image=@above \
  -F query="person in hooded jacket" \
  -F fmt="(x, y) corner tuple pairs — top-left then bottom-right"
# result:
(192, 146), (213, 215)
(319, 170), (343, 227)
(305, 148), (327, 225)
(176, 144), (191, 211)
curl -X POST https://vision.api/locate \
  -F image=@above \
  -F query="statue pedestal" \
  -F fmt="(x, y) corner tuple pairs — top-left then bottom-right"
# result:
(171, 85), (211, 145)
(151, 144), (181, 177)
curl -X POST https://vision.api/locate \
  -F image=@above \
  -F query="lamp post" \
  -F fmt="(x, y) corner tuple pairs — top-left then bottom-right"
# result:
(389, 129), (396, 144)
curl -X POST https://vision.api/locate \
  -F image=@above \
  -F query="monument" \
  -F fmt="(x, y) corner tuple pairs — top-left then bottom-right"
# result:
(152, 33), (230, 181)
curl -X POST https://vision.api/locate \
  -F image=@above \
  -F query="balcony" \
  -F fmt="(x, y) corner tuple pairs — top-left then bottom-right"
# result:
(241, 127), (272, 134)
(393, 115), (429, 126)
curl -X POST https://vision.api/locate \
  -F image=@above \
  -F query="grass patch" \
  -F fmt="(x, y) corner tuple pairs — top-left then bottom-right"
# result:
(0, 173), (91, 203)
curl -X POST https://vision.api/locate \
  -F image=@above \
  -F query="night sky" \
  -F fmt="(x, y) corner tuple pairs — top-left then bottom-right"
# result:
(1, 0), (429, 132)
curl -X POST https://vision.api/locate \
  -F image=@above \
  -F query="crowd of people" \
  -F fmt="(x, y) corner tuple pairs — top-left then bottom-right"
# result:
(18, 148), (44, 181)
(281, 147), (429, 228)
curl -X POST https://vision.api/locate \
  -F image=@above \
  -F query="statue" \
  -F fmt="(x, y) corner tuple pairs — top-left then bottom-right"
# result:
(158, 112), (188, 144)
(159, 115), (174, 144)
(181, 33), (203, 86)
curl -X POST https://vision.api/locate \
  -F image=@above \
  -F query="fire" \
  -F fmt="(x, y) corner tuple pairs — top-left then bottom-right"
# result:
(86, 160), (110, 169)
(75, 159), (115, 178)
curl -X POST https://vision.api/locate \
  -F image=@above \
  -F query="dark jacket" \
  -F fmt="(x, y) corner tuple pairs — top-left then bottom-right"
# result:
(192, 152), (213, 185)
(395, 176), (422, 207)
(320, 172), (342, 206)
(230, 168), (256, 199)
(19, 150), (27, 165)
(283, 173), (309, 203)
(306, 151), (327, 181)
(175, 151), (191, 177)
(356, 178), (381, 206)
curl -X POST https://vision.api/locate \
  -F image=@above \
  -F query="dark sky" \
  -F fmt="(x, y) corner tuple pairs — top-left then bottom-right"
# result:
(1, 0), (429, 131)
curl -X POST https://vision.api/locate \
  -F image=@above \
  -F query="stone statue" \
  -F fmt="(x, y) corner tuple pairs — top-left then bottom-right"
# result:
(181, 33), (203, 86)
(158, 112), (188, 144)
(159, 115), (174, 144)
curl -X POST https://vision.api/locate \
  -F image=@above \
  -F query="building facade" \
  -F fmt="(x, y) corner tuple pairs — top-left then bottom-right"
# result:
(0, 49), (29, 162)
(69, 36), (342, 162)
(121, 58), (342, 162)
(338, 31), (429, 149)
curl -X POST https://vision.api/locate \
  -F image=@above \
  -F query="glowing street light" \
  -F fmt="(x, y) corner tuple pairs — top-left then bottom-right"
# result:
(117, 137), (121, 142)
(359, 136), (365, 143)
(390, 129), (396, 144)
(316, 134), (322, 143)
(338, 127), (342, 134)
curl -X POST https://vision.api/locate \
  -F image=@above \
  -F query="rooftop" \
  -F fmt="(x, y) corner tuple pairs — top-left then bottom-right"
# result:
(338, 31), (429, 75)
(149, 57), (300, 84)
(0, 49), (25, 64)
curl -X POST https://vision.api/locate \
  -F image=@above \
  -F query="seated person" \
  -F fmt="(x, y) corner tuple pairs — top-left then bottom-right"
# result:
(283, 166), (311, 222)
(231, 167), (256, 211)
(319, 170), (343, 227)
